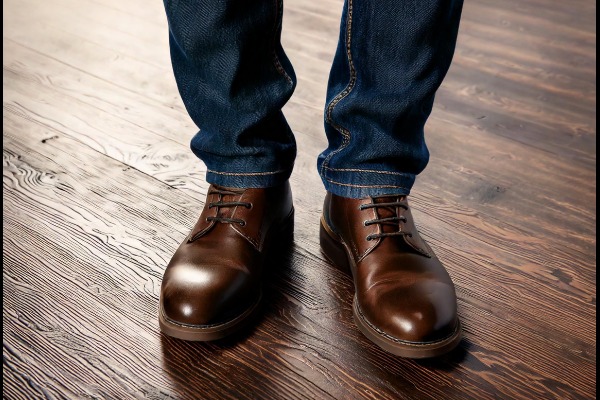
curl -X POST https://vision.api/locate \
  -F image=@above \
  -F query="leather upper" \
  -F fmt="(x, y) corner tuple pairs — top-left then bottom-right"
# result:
(324, 192), (459, 343)
(160, 183), (293, 326)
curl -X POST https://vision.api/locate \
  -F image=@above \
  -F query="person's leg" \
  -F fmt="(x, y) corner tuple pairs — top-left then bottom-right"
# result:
(165, 0), (297, 188)
(160, 0), (296, 341)
(318, 0), (463, 197)
(319, 0), (464, 358)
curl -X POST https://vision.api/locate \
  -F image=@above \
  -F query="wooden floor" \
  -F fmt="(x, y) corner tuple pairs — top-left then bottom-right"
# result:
(3, 0), (596, 398)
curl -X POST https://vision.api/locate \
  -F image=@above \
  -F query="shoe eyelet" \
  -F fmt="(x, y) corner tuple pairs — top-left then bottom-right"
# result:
(239, 221), (246, 226)
(246, 203), (253, 209)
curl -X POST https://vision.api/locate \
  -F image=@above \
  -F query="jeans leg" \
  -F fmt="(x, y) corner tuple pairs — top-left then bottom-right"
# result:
(164, 0), (297, 188)
(317, 0), (464, 198)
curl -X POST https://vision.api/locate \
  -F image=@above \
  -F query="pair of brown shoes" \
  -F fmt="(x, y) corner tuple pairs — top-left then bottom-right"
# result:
(159, 182), (461, 358)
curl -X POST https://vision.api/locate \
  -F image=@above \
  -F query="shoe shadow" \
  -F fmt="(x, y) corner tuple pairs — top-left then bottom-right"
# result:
(413, 337), (471, 370)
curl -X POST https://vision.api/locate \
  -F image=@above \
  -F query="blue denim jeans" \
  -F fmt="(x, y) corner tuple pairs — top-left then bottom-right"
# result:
(164, 0), (463, 198)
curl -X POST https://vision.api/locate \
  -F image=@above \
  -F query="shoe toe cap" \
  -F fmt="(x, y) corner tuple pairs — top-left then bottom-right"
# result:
(160, 263), (256, 326)
(360, 279), (458, 344)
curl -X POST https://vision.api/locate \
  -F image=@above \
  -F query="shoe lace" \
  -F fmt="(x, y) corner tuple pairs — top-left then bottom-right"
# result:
(206, 188), (252, 226)
(359, 199), (412, 241)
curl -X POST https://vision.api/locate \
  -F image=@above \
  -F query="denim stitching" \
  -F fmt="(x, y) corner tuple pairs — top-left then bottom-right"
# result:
(326, 178), (408, 190)
(272, 0), (293, 85)
(323, 166), (412, 177)
(320, 0), (355, 179)
(208, 169), (287, 176)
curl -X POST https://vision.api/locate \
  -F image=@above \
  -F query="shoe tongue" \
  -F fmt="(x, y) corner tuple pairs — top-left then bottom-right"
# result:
(210, 185), (245, 218)
(372, 196), (406, 234)
(212, 184), (245, 194)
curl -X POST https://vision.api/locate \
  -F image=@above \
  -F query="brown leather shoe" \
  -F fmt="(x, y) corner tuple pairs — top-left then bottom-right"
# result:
(159, 182), (294, 341)
(320, 192), (461, 358)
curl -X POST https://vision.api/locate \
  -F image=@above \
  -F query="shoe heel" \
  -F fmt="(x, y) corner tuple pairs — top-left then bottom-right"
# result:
(320, 218), (351, 272)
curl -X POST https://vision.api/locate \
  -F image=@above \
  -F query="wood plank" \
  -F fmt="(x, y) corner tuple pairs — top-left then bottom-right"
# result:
(4, 6), (593, 183)
(3, 35), (596, 253)
(3, 28), (596, 328)
(3, 0), (596, 397)
(4, 102), (595, 399)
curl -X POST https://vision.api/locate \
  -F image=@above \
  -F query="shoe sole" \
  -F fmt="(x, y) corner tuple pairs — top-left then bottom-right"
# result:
(319, 216), (462, 358)
(158, 292), (262, 341)
(159, 209), (294, 341)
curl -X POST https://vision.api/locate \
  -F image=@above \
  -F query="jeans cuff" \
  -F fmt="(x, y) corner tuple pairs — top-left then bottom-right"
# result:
(206, 167), (292, 188)
(320, 167), (415, 198)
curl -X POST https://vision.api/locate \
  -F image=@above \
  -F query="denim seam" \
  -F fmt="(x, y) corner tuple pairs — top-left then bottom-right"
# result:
(207, 169), (287, 176)
(326, 178), (409, 190)
(322, 166), (412, 177)
(272, 0), (293, 85)
(320, 0), (355, 179)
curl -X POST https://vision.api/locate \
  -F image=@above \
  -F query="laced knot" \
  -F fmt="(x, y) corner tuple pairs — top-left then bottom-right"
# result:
(359, 198), (412, 241)
(206, 188), (251, 226)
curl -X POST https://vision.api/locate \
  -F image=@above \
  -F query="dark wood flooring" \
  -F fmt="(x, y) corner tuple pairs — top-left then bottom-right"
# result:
(3, 0), (596, 398)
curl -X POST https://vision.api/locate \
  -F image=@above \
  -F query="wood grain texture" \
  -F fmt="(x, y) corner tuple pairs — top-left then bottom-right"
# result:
(3, 0), (596, 398)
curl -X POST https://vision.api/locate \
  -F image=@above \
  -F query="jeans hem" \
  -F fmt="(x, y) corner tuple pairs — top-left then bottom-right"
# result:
(206, 168), (292, 188)
(321, 169), (415, 198)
